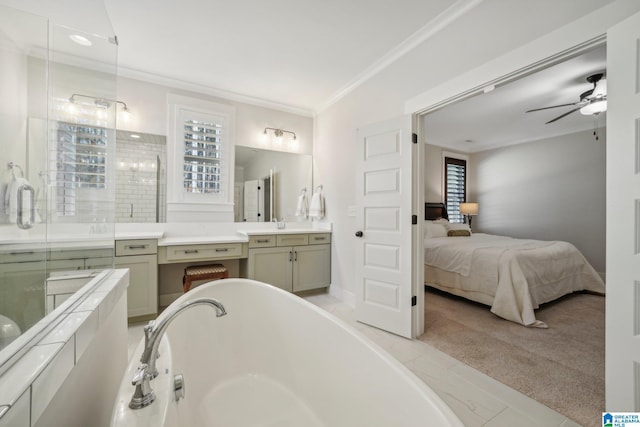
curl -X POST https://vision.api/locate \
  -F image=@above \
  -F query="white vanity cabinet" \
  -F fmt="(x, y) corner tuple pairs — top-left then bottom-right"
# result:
(243, 233), (330, 292)
(114, 239), (158, 321)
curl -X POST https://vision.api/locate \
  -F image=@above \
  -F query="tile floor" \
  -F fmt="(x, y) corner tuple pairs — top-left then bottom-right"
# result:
(127, 292), (582, 427)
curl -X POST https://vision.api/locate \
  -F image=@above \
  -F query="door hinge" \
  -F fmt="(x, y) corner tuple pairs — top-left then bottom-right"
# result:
(411, 215), (417, 225)
(412, 133), (418, 144)
(411, 296), (417, 306)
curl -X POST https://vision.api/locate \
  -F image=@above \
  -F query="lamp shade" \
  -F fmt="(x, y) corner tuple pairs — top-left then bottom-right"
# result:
(460, 202), (478, 216)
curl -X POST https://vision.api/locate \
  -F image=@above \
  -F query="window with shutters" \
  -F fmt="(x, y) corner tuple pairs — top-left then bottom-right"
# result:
(182, 119), (222, 194)
(167, 95), (235, 221)
(444, 156), (466, 223)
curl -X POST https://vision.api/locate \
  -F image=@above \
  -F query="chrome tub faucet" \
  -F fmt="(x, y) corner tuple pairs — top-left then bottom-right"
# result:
(129, 297), (227, 409)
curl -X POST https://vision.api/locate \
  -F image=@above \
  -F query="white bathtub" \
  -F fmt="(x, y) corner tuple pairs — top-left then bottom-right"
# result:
(111, 279), (463, 427)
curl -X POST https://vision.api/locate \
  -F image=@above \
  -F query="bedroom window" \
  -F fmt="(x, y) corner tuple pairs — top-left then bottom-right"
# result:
(444, 156), (466, 223)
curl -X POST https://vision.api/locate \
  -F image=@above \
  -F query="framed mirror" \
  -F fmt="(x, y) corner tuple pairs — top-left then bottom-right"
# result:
(234, 146), (312, 222)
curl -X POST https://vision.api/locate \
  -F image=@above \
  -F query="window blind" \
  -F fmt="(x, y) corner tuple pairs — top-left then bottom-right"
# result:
(444, 157), (466, 223)
(182, 119), (223, 194)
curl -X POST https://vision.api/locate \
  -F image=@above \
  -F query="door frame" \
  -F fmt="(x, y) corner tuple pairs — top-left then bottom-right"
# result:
(408, 34), (607, 338)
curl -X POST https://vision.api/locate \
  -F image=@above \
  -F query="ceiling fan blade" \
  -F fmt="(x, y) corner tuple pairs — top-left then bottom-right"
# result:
(526, 102), (579, 113)
(545, 106), (582, 124)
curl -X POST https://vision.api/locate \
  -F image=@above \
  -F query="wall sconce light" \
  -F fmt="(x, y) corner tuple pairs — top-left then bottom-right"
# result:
(460, 202), (478, 228)
(69, 93), (132, 122)
(263, 127), (297, 146)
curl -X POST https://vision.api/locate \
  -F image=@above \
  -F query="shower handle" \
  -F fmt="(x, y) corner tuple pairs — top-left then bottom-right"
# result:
(17, 184), (35, 230)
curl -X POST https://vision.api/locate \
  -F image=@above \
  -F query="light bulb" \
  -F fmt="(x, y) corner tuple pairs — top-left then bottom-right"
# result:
(120, 107), (132, 122)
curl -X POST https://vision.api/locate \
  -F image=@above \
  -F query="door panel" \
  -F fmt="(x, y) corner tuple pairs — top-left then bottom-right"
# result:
(355, 116), (413, 338)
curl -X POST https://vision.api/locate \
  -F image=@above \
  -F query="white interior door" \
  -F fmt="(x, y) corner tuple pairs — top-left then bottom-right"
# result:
(355, 116), (413, 338)
(606, 10), (640, 411)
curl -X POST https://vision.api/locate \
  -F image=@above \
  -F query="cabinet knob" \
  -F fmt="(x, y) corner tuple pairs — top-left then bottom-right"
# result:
(355, 231), (363, 238)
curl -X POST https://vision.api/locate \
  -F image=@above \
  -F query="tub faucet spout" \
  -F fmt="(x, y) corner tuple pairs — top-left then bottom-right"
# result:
(129, 297), (226, 409)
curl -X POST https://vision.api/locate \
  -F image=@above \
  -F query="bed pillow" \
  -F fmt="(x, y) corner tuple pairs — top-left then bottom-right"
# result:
(447, 223), (471, 233)
(425, 222), (448, 238)
(447, 229), (471, 237)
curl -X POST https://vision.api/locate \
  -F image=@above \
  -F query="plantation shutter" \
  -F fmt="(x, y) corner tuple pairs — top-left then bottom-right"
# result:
(445, 156), (466, 223)
(181, 115), (224, 195)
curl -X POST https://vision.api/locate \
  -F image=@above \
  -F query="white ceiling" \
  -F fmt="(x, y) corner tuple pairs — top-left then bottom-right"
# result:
(422, 45), (607, 153)
(0, 0), (611, 146)
(103, 0), (454, 114)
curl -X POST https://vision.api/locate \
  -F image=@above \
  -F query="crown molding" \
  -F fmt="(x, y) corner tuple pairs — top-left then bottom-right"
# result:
(315, 0), (484, 114)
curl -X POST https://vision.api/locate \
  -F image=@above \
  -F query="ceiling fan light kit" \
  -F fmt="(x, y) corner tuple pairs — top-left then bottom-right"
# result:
(580, 99), (607, 115)
(526, 73), (607, 124)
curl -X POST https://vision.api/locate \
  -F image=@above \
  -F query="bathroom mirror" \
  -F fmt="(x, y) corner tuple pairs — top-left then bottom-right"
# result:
(234, 146), (312, 222)
(109, 136), (312, 223)
(115, 130), (167, 223)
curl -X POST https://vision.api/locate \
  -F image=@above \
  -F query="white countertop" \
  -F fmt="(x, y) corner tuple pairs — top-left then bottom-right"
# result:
(238, 228), (330, 236)
(1, 222), (331, 250)
(157, 235), (247, 246)
(115, 231), (165, 240)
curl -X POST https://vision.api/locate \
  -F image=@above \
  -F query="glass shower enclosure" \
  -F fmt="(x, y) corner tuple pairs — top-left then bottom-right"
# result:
(0, 4), (117, 369)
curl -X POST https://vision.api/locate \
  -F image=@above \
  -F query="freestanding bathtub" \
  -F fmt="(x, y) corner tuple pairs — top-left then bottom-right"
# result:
(111, 279), (464, 427)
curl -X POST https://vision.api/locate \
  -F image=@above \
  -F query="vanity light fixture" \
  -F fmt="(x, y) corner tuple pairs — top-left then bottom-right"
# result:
(69, 93), (132, 121)
(263, 127), (297, 145)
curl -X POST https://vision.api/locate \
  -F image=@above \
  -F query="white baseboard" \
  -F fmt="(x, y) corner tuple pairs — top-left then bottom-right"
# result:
(329, 284), (355, 308)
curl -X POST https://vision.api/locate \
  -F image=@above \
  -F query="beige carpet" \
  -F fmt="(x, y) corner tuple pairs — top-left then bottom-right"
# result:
(419, 287), (604, 427)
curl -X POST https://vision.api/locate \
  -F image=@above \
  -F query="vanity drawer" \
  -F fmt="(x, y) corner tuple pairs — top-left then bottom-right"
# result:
(0, 249), (45, 264)
(248, 235), (276, 248)
(308, 233), (331, 245)
(162, 243), (243, 262)
(115, 239), (158, 256)
(48, 248), (114, 260)
(276, 234), (308, 247)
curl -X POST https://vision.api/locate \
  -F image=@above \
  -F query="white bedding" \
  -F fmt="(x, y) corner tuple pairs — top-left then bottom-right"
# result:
(424, 233), (605, 328)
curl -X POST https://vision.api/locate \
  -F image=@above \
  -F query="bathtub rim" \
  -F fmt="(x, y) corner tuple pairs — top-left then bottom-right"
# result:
(113, 278), (464, 427)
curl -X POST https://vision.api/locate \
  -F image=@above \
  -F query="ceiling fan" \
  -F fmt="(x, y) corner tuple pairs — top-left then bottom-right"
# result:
(526, 73), (607, 124)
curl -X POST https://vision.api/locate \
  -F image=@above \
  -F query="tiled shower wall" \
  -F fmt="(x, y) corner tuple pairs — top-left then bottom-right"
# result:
(115, 133), (166, 223)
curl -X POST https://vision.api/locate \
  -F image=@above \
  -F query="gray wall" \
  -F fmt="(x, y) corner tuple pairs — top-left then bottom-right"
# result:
(469, 129), (606, 275)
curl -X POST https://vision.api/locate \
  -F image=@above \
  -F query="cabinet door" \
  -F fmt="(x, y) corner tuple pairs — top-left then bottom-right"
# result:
(292, 244), (330, 292)
(115, 254), (158, 318)
(247, 247), (293, 292)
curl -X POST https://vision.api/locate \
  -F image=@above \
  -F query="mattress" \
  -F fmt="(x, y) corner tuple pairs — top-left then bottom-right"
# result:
(424, 233), (605, 328)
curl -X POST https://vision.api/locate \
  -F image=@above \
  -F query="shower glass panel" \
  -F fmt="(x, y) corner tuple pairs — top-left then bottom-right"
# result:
(0, 4), (117, 368)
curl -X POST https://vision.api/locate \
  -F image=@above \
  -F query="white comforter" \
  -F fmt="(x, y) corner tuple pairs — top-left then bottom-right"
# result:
(424, 233), (605, 328)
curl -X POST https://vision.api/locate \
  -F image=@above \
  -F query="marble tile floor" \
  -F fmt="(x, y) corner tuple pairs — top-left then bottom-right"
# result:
(127, 293), (582, 427)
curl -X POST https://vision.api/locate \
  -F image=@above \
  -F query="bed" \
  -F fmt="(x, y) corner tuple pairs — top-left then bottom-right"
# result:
(423, 203), (605, 328)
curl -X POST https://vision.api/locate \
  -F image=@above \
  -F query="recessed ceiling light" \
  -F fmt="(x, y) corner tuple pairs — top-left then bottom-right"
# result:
(130, 134), (141, 139)
(69, 34), (92, 47)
